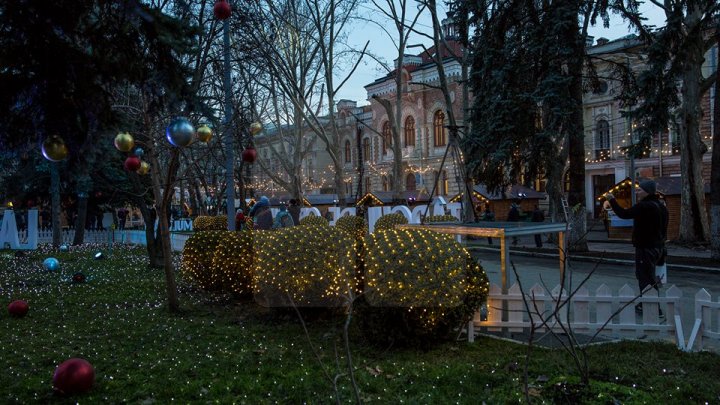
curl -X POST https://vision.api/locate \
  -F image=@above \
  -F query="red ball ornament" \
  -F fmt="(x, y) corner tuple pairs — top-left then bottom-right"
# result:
(8, 300), (29, 318)
(124, 156), (141, 171)
(213, 0), (231, 20)
(241, 147), (257, 164)
(53, 358), (95, 395)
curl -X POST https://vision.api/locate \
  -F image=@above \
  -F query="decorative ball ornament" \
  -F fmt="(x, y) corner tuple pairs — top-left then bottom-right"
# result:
(132, 147), (144, 157)
(137, 161), (150, 175)
(42, 136), (69, 162)
(8, 300), (29, 318)
(213, 0), (232, 20)
(196, 125), (213, 143)
(43, 257), (60, 271)
(114, 132), (135, 152)
(59, 244), (69, 252)
(166, 118), (195, 147)
(53, 358), (95, 395)
(72, 272), (87, 283)
(241, 147), (257, 164)
(124, 156), (141, 171)
(249, 122), (262, 135)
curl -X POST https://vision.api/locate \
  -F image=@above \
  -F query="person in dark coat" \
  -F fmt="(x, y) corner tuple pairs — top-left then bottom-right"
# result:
(249, 196), (273, 230)
(507, 202), (521, 245)
(531, 205), (545, 248)
(482, 206), (495, 245)
(606, 179), (668, 313)
(288, 199), (301, 226)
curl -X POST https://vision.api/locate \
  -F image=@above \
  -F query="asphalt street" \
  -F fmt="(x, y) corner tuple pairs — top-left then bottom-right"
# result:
(470, 250), (719, 350)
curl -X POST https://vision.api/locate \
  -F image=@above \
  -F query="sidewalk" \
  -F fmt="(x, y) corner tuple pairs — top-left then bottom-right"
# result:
(465, 224), (718, 272)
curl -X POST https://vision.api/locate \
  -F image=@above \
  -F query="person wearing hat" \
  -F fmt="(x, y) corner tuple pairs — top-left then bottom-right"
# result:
(249, 196), (273, 230)
(606, 179), (668, 313)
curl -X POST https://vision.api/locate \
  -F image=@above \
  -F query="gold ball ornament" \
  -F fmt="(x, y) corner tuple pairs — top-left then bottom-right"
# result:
(137, 161), (150, 175)
(249, 122), (262, 135)
(42, 135), (69, 162)
(114, 132), (135, 152)
(196, 125), (213, 142)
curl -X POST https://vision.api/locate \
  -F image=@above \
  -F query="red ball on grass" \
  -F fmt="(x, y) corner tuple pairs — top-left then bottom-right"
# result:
(53, 358), (95, 395)
(8, 300), (29, 318)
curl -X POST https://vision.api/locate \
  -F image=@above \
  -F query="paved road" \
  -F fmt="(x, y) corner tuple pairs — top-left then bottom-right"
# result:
(471, 249), (719, 350)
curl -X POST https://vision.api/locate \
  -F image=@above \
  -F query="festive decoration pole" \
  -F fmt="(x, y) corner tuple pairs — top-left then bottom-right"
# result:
(221, 4), (235, 230)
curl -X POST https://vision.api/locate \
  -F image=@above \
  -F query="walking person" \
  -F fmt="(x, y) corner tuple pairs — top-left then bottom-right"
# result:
(288, 199), (301, 226)
(531, 205), (545, 248)
(273, 205), (294, 229)
(482, 206), (495, 245)
(606, 179), (668, 313)
(507, 201), (521, 245)
(249, 196), (273, 230)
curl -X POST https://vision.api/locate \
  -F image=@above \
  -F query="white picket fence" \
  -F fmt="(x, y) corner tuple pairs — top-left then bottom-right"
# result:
(18, 229), (191, 251)
(470, 282), (686, 348)
(686, 289), (720, 351)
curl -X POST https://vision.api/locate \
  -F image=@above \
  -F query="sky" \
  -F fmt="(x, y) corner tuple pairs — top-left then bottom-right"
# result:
(335, 2), (667, 105)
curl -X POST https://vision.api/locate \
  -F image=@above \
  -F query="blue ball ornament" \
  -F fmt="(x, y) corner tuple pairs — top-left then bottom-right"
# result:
(43, 257), (60, 271)
(132, 147), (144, 158)
(59, 245), (69, 252)
(165, 117), (195, 147)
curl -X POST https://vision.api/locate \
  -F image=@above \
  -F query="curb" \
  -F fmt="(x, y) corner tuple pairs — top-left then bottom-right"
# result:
(467, 245), (720, 273)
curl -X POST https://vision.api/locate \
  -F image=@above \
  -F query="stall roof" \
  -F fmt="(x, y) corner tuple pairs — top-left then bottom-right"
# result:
(450, 184), (546, 203)
(356, 190), (431, 206)
(597, 176), (710, 200)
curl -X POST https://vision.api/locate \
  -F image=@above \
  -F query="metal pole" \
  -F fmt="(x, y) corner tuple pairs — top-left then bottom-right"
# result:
(223, 17), (235, 230)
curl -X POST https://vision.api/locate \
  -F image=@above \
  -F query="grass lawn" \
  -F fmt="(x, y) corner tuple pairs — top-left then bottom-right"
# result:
(1, 245), (718, 403)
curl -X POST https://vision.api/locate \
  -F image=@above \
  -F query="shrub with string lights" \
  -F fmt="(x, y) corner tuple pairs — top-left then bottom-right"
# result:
(298, 215), (329, 227)
(211, 230), (254, 297)
(181, 231), (226, 291)
(424, 214), (459, 223)
(253, 225), (356, 308)
(373, 212), (409, 233)
(334, 215), (368, 291)
(357, 228), (488, 347)
(193, 216), (228, 231)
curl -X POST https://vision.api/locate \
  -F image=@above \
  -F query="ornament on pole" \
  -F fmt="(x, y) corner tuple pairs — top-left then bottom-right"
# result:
(137, 161), (150, 175)
(42, 135), (69, 162)
(114, 132), (135, 152)
(124, 156), (141, 171)
(241, 147), (257, 164)
(165, 117), (195, 147)
(249, 122), (262, 136)
(214, 0), (232, 20)
(196, 125), (213, 143)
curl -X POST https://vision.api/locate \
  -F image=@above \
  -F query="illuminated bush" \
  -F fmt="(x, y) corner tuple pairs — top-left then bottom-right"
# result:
(211, 230), (254, 296)
(253, 225), (356, 307)
(334, 215), (368, 291)
(181, 231), (226, 291)
(373, 213), (408, 233)
(193, 216), (227, 231)
(357, 228), (489, 347)
(424, 215), (459, 223)
(298, 215), (329, 227)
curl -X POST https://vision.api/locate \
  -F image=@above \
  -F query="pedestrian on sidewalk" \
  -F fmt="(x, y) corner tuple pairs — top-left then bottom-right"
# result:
(606, 179), (668, 313)
(482, 206), (495, 245)
(531, 205), (545, 248)
(507, 201), (520, 245)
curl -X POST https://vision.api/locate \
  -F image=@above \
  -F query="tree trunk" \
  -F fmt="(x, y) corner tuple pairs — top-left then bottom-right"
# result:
(50, 162), (62, 247)
(150, 150), (180, 312)
(564, 8), (588, 252)
(72, 193), (88, 245)
(711, 35), (720, 259)
(678, 59), (711, 242)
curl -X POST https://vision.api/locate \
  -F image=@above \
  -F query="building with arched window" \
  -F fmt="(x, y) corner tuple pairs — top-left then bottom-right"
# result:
(404, 116), (415, 147)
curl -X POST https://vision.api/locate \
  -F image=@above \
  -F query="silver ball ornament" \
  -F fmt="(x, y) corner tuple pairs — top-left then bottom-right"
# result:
(166, 118), (195, 147)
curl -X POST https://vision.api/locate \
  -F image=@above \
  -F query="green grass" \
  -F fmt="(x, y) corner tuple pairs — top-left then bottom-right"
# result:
(1, 245), (719, 403)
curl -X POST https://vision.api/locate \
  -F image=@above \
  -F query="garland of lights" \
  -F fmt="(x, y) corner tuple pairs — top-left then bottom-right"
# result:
(193, 216), (228, 231)
(373, 213), (408, 233)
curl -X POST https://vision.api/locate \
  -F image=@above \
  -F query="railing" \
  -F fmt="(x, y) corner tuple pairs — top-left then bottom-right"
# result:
(18, 229), (191, 252)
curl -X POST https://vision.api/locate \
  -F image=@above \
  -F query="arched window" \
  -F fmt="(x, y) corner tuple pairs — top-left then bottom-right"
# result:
(382, 176), (388, 192)
(404, 116), (415, 147)
(344, 140), (351, 164)
(362, 138), (370, 162)
(595, 119), (610, 159)
(382, 121), (392, 154)
(406, 173), (416, 191)
(433, 110), (446, 146)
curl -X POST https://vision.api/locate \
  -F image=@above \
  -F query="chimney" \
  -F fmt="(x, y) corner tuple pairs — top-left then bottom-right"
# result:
(585, 35), (594, 47)
(596, 37), (610, 46)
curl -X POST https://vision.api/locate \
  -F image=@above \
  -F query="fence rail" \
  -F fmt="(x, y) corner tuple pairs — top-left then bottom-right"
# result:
(17, 229), (190, 251)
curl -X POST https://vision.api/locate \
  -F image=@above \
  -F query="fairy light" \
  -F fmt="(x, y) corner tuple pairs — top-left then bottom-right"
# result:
(356, 192), (384, 206)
